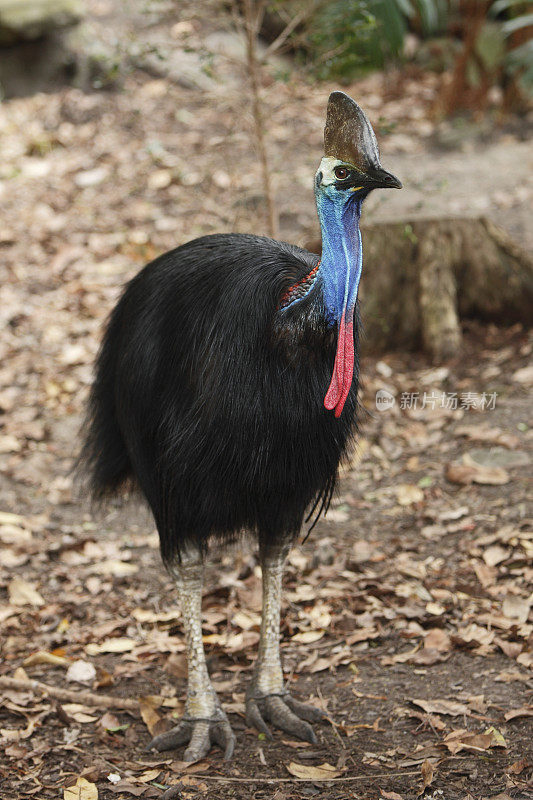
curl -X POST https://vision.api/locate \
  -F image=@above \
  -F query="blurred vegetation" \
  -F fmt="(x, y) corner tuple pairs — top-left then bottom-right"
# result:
(302, 0), (448, 77)
(265, 0), (532, 110)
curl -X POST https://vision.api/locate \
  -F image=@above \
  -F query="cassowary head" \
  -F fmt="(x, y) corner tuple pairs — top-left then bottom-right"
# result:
(315, 91), (402, 199)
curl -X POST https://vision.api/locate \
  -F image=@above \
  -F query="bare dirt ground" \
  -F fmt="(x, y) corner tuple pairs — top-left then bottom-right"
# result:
(0, 2), (532, 799)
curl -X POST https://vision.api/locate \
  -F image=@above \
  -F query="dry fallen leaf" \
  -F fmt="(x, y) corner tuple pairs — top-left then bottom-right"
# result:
(502, 596), (531, 624)
(345, 627), (380, 645)
(352, 539), (374, 563)
(62, 705), (99, 724)
(496, 638), (523, 658)
(286, 762), (342, 780)
(465, 695), (487, 714)
(443, 726), (506, 754)
(507, 758), (529, 775)
(0, 511), (28, 526)
(0, 716), (39, 742)
(483, 545), (509, 567)
(445, 458), (509, 486)
(512, 364), (533, 385)
(0, 434), (22, 453)
(139, 699), (164, 737)
(424, 628), (451, 652)
(411, 698), (470, 717)
(98, 712), (121, 731)
(24, 651), (70, 667)
(291, 630), (325, 644)
(8, 578), (44, 607)
(453, 623), (495, 647)
(137, 769), (161, 783)
(395, 483), (424, 506)
(495, 669), (530, 683)
(132, 608), (180, 624)
(516, 651), (533, 669)
(91, 559), (139, 577)
(504, 706), (533, 722)
(419, 759), (436, 794)
(86, 638), (137, 655)
(455, 424), (520, 449)
(64, 777), (98, 800)
(231, 609), (261, 630)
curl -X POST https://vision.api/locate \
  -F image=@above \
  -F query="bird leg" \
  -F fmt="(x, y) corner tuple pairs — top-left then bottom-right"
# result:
(246, 542), (326, 743)
(147, 545), (235, 760)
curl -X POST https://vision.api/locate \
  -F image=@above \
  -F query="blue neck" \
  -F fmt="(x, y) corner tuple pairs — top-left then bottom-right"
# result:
(316, 189), (363, 325)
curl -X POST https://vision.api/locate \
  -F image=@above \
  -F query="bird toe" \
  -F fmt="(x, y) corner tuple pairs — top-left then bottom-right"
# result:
(183, 721), (211, 761)
(146, 720), (192, 752)
(245, 697), (273, 739)
(211, 719), (237, 760)
(284, 695), (327, 724)
(264, 695), (317, 743)
(146, 713), (235, 760)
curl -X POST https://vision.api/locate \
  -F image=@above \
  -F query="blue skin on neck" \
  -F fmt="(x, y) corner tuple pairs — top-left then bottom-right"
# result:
(315, 184), (363, 327)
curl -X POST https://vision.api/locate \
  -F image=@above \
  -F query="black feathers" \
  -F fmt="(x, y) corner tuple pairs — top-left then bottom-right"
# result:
(80, 233), (359, 562)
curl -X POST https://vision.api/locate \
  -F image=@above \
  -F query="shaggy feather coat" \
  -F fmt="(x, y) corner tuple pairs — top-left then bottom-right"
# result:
(81, 233), (359, 563)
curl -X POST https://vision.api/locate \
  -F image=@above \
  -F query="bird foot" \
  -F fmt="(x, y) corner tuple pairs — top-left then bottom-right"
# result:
(146, 708), (235, 761)
(245, 688), (326, 743)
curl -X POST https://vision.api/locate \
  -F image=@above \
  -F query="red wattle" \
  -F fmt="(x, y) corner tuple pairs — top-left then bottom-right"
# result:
(324, 315), (354, 418)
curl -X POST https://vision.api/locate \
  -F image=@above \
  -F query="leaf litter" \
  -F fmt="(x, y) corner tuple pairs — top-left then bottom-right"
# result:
(0, 2), (531, 797)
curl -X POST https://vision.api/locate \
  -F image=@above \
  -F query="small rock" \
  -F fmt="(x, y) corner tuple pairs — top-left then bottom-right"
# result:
(376, 360), (392, 378)
(66, 659), (97, 684)
(148, 169), (172, 190)
(0, 0), (83, 43)
(512, 364), (533, 385)
(75, 167), (109, 188)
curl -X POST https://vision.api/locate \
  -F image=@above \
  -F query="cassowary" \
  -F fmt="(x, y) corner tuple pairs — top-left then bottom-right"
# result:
(81, 91), (401, 760)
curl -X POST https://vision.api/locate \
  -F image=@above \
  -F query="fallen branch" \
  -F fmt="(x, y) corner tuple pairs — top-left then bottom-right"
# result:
(0, 676), (140, 714)
(185, 770), (421, 782)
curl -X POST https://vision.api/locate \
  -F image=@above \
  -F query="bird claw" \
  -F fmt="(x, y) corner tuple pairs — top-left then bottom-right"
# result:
(245, 690), (326, 743)
(146, 711), (235, 761)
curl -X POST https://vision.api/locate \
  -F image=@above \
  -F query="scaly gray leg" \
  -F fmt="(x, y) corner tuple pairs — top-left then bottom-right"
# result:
(147, 545), (235, 760)
(245, 541), (326, 743)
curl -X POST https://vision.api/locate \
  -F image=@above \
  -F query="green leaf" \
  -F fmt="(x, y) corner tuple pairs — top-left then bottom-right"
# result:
(416, 0), (440, 33)
(491, 0), (529, 15)
(505, 41), (533, 87)
(475, 22), (506, 71)
(394, 0), (415, 17)
(502, 13), (533, 36)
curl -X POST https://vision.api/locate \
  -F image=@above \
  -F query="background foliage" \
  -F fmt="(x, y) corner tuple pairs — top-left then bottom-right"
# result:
(267, 0), (532, 109)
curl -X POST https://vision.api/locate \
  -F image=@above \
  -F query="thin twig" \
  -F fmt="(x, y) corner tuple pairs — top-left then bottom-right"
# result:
(260, 0), (329, 62)
(316, 683), (346, 750)
(0, 676), (140, 714)
(242, 0), (279, 239)
(192, 770), (421, 783)
(260, 7), (307, 60)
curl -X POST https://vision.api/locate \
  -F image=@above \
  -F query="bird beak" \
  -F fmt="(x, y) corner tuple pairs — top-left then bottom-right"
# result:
(365, 165), (402, 190)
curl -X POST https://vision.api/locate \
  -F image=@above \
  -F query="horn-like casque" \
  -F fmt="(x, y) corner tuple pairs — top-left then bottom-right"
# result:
(324, 91), (381, 171)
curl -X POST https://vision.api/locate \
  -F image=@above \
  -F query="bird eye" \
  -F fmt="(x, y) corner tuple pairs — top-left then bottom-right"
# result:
(334, 166), (349, 180)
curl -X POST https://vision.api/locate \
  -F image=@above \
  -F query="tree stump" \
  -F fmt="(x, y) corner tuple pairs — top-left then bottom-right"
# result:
(307, 216), (533, 361)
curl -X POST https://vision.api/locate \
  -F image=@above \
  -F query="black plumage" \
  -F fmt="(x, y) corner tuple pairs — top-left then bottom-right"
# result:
(82, 233), (359, 564)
